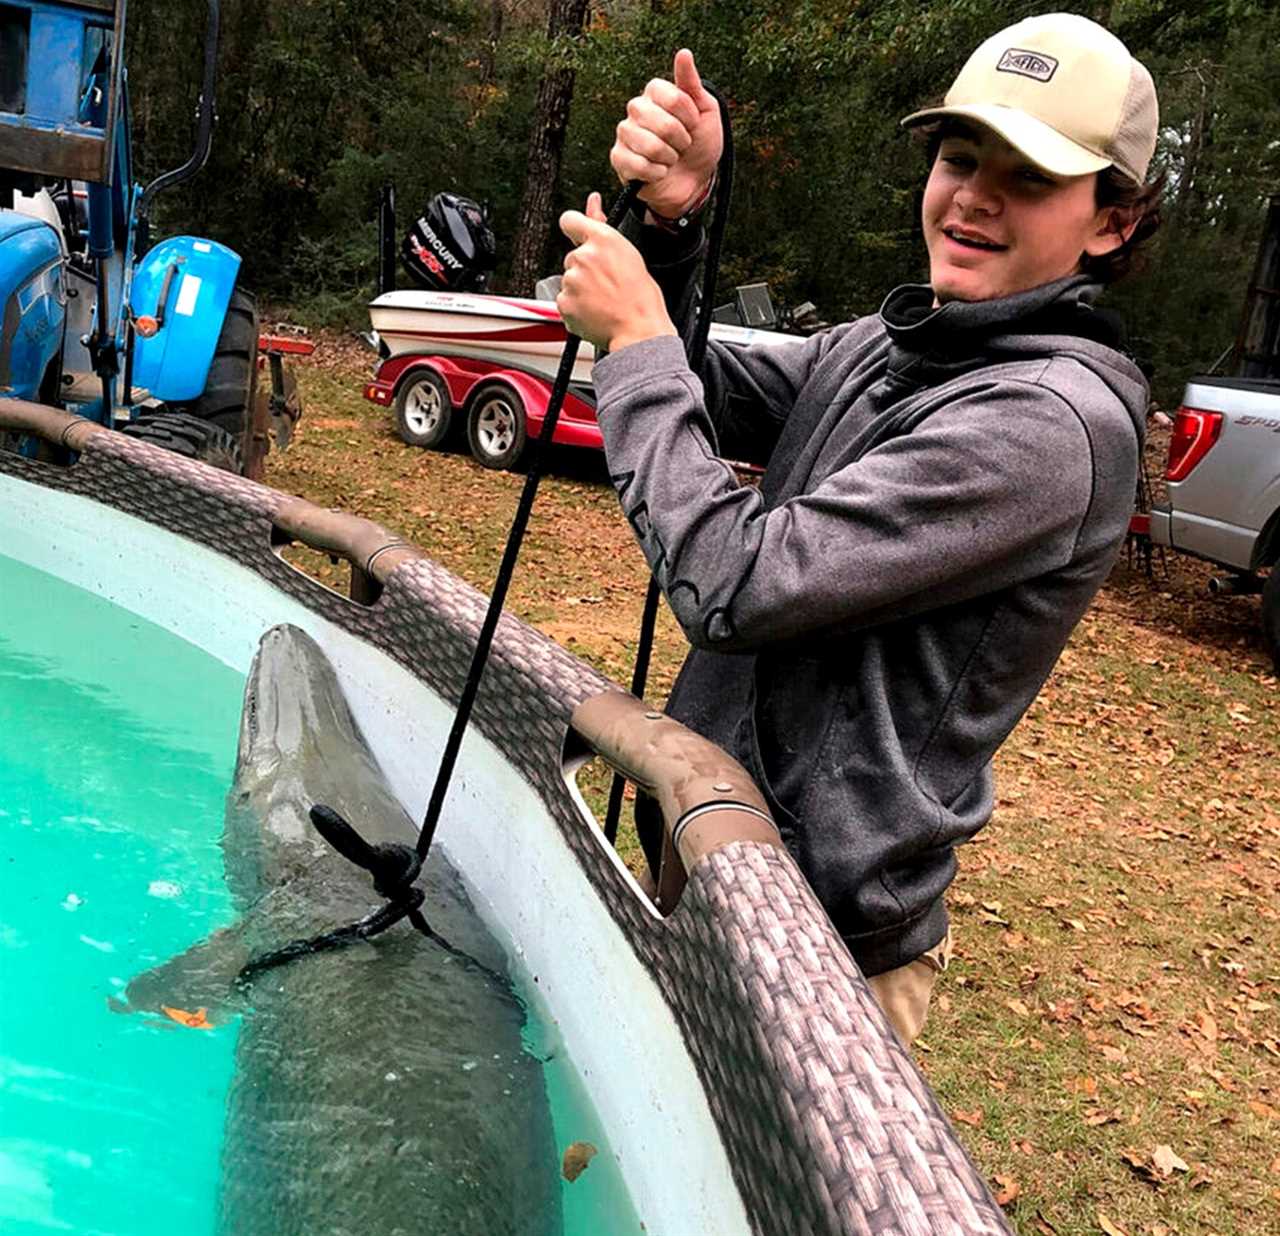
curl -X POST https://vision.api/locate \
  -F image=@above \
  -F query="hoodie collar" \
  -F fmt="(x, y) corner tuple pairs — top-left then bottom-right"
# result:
(867, 273), (1146, 452)
(879, 274), (1105, 355)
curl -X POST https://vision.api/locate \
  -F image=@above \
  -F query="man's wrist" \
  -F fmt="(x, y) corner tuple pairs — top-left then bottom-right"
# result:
(645, 174), (716, 233)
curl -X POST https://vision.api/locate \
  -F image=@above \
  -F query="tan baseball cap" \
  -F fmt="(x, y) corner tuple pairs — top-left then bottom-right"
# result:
(901, 12), (1158, 183)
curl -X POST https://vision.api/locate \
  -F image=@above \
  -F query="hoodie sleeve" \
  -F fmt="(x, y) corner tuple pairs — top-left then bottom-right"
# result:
(593, 335), (1106, 653)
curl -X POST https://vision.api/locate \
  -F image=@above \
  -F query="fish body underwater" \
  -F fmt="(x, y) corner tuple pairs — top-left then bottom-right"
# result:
(125, 624), (563, 1235)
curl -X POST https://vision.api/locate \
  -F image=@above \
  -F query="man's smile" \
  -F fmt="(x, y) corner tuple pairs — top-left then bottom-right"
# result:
(941, 225), (1007, 252)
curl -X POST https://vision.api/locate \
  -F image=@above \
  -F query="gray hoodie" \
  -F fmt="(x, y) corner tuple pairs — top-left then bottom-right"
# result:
(592, 273), (1146, 976)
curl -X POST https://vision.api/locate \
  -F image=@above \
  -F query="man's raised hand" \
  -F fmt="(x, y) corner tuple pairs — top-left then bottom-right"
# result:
(610, 49), (723, 219)
(557, 193), (676, 353)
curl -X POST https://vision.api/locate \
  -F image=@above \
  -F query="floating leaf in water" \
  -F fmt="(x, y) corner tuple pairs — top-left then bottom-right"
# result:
(161, 1005), (213, 1030)
(561, 1141), (598, 1182)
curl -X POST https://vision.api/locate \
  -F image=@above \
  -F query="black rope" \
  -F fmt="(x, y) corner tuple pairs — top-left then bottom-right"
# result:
(240, 86), (737, 977)
(604, 85), (736, 844)
(238, 183), (642, 985)
(413, 180), (642, 862)
(237, 806), (510, 991)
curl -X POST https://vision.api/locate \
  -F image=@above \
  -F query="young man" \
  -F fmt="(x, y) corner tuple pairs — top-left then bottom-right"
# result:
(557, 14), (1160, 1044)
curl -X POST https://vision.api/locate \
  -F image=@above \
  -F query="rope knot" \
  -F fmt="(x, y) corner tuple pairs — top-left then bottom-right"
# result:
(308, 804), (422, 902)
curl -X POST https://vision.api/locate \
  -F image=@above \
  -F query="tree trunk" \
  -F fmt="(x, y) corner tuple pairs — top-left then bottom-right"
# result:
(480, 0), (504, 87)
(507, 0), (590, 295)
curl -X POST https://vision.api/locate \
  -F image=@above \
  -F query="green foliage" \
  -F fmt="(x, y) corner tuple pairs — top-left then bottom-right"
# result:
(126, 0), (518, 293)
(127, 0), (1278, 401)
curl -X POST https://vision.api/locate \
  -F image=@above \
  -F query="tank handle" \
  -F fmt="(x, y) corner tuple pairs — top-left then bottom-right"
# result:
(271, 498), (427, 603)
(0, 398), (107, 453)
(569, 690), (782, 913)
(0, 399), (425, 603)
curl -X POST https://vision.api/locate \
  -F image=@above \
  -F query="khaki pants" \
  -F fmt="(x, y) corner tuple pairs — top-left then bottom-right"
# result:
(866, 931), (953, 1047)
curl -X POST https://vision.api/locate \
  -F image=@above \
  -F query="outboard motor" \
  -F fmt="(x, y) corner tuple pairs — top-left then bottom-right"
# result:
(401, 193), (496, 292)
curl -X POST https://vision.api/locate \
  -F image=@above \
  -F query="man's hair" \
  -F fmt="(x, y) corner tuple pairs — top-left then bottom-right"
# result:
(921, 120), (1164, 285)
(1084, 166), (1165, 283)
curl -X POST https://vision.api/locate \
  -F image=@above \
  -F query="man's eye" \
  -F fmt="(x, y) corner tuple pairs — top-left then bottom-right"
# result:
(1020, 169), (1054, 185)
(942, 154), (975, 170)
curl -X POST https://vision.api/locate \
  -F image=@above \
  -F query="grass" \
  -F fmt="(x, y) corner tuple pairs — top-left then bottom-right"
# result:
(266, 336), (1279, 1235)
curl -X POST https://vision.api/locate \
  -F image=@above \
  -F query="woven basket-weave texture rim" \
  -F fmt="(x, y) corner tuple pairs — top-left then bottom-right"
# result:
(0, 436), (1009, 1236)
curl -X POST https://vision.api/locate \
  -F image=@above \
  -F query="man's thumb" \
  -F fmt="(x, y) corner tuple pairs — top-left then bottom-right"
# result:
(559, 209), (589, 244)
(673, 48), (712, 111)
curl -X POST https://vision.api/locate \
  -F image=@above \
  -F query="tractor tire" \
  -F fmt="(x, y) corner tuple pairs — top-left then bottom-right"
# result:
(171, 286), (259, 455)
(1263, 567), (1280, 675)
(121, 412), (244, 473)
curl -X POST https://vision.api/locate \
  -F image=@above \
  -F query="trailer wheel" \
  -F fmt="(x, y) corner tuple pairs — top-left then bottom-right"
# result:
(395, 370), (453, 448)
(121, 412), (244, 473)
(170, 286), (260, 463)
(466, 382), (527, 470)
(1263, 568), (1280, 674)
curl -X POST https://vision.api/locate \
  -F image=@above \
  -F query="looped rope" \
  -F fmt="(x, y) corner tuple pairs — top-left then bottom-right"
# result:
(237, 806), (509, 992)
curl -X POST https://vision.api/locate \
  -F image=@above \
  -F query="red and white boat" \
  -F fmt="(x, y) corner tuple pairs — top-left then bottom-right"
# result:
(368, 290), (598, 385)
(363, 288), (796, 471)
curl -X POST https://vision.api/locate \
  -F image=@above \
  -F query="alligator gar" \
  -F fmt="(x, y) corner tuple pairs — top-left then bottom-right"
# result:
(122, 623), (563, 1235)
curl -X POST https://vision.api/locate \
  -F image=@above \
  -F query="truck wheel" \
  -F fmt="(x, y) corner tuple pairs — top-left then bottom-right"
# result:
(1263, 568), (1280, 674)
(170, 286), (260, 462)
(395, 370), (452, 448)
(121, 412), (244, 473)
(466, 382), (527, 470)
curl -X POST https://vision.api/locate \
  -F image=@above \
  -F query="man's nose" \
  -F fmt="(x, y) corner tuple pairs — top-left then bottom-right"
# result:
(955, 171), (1001, 216)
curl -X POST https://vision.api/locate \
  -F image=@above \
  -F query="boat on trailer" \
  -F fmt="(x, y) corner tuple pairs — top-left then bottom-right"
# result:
(369, 290), (599, 384)
(363, 289), (799, 469)
(1, 397), (1011, 1235)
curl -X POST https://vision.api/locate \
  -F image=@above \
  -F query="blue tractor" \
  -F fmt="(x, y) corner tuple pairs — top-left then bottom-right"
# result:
(0, 0), (282, 473)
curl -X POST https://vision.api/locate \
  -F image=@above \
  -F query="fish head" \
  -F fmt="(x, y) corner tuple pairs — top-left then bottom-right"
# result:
(234, 624), (416, 853)
(239, 624), (363, 779)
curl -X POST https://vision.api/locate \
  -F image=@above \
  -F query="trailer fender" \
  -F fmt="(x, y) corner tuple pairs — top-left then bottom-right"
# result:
(480, 369), (551, 426)
(466, 368), (604, 454)
(130, 236), (242, 402)
(466, 367), (597, 431)
(363, 353), (601, 451)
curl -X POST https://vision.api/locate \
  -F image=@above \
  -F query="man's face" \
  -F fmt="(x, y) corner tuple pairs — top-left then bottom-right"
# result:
(922, 123), (1124, 303)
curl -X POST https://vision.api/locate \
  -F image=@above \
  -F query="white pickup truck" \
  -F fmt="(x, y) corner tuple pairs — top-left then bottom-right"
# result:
(1148, 195), (1280, 671)
(1147, 377), (1280, 670)
(1152, 197), (1280, 670)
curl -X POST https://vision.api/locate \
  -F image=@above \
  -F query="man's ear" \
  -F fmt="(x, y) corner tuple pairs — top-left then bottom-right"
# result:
(1083, 206), (1138, 258)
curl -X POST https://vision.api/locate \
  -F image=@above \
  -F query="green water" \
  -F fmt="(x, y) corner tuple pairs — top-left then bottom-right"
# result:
(0, 555), (641, 1235)
(0, 557), (243, 1234)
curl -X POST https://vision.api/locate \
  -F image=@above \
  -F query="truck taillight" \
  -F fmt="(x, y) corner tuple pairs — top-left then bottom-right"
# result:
(1166, 407), (1223, 482)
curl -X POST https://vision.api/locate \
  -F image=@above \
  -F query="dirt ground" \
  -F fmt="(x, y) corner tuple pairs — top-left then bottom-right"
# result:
(266, 334), (1279, 1236)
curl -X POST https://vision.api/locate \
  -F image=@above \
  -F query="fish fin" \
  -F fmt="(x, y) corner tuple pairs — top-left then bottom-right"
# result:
(120, 919), (255, 1022)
